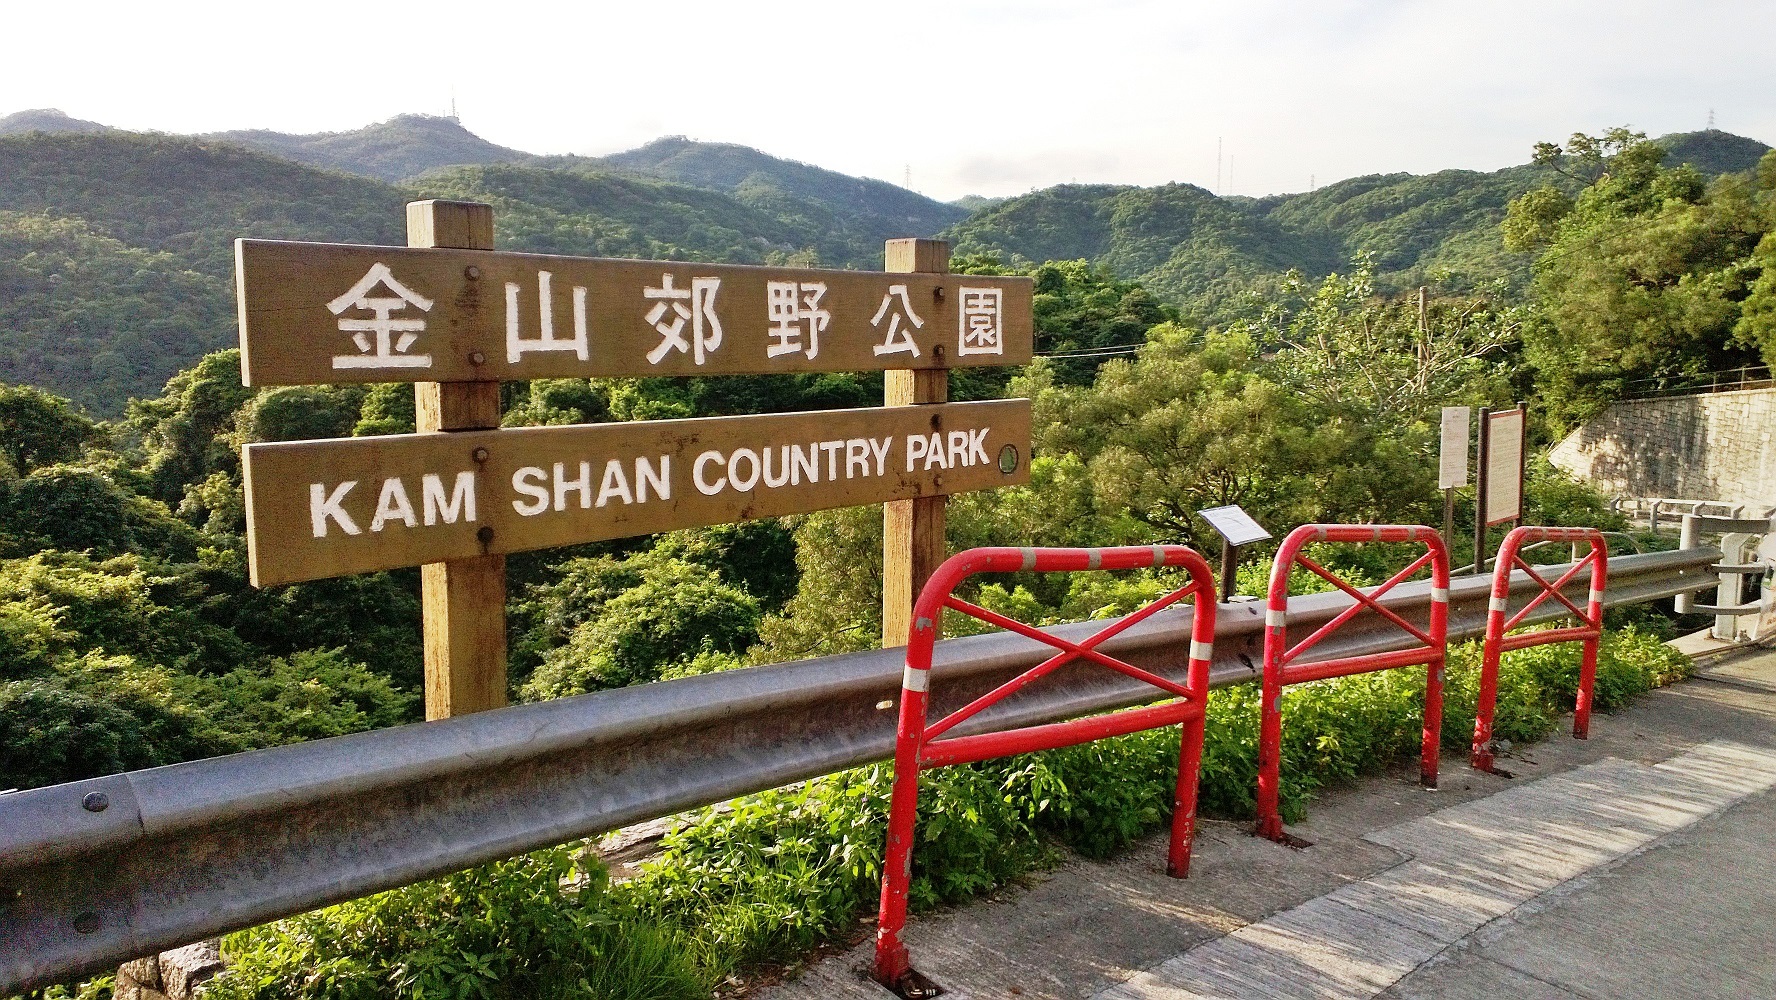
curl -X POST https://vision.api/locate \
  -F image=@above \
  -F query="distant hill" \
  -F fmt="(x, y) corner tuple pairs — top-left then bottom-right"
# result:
(409, 163), (851, 265)
(1656, 129), (1771, 176)
(565, 136), (971, 267)
(0, 130), (936, 412)
(0, 108), (112, 135)
(0, 113), (1769, 414)
(947, 129), (1769, 323)
(204, 113), (534, 182)
(0, 132), (410, 411)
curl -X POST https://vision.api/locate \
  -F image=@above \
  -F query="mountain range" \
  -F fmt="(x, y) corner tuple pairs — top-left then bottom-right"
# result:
(1, 108), (1768, 414)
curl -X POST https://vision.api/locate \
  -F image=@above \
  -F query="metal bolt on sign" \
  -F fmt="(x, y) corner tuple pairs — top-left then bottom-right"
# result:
(1256, 525), (1452, 844)
(1471, 526), (1608, 775)
(873, 545), (1218, 995)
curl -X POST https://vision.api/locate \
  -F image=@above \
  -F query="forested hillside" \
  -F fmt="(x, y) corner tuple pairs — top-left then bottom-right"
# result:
(949, 129), (1771, 325)
(1, 111), (1767, 417)
(204, 113), (536, 182)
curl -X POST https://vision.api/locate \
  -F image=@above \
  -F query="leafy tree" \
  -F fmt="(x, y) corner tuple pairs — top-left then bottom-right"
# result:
(1509, 133), (1771, 429)
(520, 554), (761, 697)
(125, 349), (257, 504)
(1245, 257), (1520, 427)
(1730, 151), (1776, 366)
(1530, 127), (1651, 185)
(0, 383), (97, 474)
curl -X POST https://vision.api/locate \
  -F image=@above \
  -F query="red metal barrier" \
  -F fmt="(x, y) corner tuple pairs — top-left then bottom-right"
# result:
(1471, 526), (1608, 773)
(873, 545), (1217, 993)
(1256, 525), (1450, 842)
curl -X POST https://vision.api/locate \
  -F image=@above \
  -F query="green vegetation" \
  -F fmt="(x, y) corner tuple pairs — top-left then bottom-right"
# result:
(205, 113), (535, 183)
(1505, 130), (1776, 430)
(207, 628), (1688, 996)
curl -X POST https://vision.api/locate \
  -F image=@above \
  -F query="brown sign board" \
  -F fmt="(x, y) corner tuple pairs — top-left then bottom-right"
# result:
(1483, 408), (1525, 526)
(235, 240), (1034, 386)
(243, 399), (1031, 586)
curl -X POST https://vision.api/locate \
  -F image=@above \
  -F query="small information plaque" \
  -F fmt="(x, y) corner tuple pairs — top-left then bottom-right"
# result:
(1197, 505), (1272, 547)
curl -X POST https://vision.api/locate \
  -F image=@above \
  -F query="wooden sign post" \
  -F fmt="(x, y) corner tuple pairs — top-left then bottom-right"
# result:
(409, 201), (505, 720)
(882, 239), (950, 649)
(234, 210), (1035, 717)
(1472, 401), (1527, 573)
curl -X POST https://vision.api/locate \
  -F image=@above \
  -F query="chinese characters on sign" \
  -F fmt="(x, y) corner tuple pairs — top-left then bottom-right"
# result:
(957, 286), (1003, 356)
(766, 281), (830, 359)
(238, 241), (1032, 385)
(871, 284), (924, 358)
(644, 273), (724, 365)
(328, 263), (434, 369)
(507, 271), (589, 363)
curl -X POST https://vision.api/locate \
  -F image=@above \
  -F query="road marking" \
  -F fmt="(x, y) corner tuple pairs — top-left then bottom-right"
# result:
(1097, 741), (1776, 1000)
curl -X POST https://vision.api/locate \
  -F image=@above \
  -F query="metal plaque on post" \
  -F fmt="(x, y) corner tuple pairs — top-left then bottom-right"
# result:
(1483, 408), (1525, 526)
(1198, 504), (1272, 601)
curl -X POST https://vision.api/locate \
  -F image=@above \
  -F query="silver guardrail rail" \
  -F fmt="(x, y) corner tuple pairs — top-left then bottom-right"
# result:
(0, 547), (1718, 993)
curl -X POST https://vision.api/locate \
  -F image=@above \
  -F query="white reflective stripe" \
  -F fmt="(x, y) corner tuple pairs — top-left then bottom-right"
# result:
(1266, 609), (1287, 628)
(1589, 589), (1605, 605)
(902, 665), (929, 693)
(1371, 526), (1383, 541)
(1087, 548), (1102, 569)
(1489, 596), (1509, 614)
(1021, 547), (1037, 570)
(1430, 587), (1449, 602)
(1190, 640), (1214, 662)
(1316, 526), (1328, 541)
(1152, 545), (1167, 567)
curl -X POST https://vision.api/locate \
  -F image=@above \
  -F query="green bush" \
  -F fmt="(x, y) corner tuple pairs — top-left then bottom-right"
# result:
(212, 847), (703, 1000)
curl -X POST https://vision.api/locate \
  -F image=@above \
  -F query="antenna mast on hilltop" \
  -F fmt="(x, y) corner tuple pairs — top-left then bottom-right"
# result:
(449, 85), (458, 122)
(1707, 108), (1716, 130)
(904, 163), (911, 190)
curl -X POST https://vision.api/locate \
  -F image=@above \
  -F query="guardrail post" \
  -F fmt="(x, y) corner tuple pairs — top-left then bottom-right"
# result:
(874, 545), (1217, 993)
(409, 200), (507, 719)
(1472, 527), (1608, 772)
(1256, 525), (1449, 842)
(881, 239), (951, 649)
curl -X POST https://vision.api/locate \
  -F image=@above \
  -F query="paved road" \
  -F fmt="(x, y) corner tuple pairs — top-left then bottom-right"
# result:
(758, 646), (1776, 999)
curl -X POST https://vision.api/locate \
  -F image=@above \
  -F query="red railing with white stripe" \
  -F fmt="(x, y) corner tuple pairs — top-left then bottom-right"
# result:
(873, 545), (1217, 994)
(1471, 526), (1609, 773)
(1256, 524), (1451, 842)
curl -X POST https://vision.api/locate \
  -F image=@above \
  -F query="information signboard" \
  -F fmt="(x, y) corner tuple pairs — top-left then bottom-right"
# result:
(1438, 406), (1470, 490)
(1483, 408), (1525, 526)
(244, 399), (1030, 586)
(236, 240), (1034, 385)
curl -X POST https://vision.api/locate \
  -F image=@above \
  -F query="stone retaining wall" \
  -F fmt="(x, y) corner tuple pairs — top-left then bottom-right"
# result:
(1549, 387), (1776, 504)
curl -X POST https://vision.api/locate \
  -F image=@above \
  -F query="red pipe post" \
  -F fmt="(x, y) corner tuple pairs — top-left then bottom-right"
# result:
(873, 545), (1216, 991)
(1255, 525), (1450, 842)
(1471, 527), (1608, 772)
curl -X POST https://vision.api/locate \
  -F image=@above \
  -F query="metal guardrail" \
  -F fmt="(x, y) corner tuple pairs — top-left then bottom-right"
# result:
(0, 547), (1719, 994)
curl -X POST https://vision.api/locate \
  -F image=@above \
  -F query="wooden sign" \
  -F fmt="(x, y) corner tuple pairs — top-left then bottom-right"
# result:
(243, 399), (1030, 586)
(236, 240), (1033, 385)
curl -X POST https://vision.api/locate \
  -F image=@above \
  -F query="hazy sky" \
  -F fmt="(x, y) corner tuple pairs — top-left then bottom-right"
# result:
(5, 0), (1771, 201)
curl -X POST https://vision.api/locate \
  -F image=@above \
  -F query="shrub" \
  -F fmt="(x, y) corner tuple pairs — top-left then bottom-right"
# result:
(211, 847), (704, 1000)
